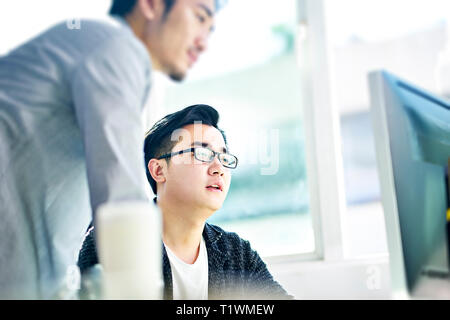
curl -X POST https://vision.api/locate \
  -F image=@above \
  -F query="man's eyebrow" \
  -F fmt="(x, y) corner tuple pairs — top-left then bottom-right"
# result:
(197, 3), (214, 17)
(191, 141), (227, 154)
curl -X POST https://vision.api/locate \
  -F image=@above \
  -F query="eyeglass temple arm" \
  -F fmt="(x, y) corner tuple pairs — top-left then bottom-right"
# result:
(157, 148), (195, 160)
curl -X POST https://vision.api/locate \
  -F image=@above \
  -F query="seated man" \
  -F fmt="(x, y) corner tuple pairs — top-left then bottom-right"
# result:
(78, 104), (293, 300)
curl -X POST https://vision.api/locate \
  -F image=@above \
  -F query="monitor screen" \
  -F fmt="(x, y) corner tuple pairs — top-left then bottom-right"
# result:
(368, 70), (450, 298)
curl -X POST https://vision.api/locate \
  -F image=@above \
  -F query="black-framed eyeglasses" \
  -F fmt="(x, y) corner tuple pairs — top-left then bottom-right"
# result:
(158, 147), (238, 169)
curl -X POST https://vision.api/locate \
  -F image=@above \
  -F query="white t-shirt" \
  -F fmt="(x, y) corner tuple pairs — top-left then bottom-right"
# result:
(164, 236), (209, 300)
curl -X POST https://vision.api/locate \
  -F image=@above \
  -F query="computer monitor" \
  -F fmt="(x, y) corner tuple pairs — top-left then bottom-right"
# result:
(368, 70), (450, 299)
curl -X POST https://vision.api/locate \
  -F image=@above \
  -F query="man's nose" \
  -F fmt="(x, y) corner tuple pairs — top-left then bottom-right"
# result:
(208, 157), (224, 176)
(195, 32), (209, 53)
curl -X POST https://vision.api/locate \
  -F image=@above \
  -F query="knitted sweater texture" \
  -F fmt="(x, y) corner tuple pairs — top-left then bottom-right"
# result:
(78, 223), (293, 300)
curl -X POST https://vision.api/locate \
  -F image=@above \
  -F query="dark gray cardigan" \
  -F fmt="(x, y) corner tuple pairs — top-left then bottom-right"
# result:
(78, 223), (293, 300)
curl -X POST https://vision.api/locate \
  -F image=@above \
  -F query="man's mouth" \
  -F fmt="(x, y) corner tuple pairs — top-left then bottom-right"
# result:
(187, 50), (198, 66)
(206, 184), (222, 192)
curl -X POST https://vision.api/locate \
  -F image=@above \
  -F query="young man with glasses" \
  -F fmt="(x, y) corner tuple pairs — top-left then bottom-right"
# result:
(78, 104), (293, 300)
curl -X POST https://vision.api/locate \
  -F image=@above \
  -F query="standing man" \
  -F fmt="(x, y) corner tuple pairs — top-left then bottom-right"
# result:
(0, 0), (221, 299)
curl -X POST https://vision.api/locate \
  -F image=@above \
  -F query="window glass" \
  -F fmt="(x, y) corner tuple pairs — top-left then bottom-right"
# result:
(159, 0), (315, 257)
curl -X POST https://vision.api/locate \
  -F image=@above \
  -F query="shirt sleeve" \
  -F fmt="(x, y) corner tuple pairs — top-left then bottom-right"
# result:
(71, 34), (152, 216)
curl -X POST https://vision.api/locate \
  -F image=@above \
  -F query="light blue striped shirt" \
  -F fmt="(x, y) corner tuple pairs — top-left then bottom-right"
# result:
(0, 16), (152, 298)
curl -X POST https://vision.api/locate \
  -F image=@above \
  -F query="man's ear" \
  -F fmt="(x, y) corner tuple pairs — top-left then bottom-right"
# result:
(137, 0), (165, 20)
(148, 159), (166, 184)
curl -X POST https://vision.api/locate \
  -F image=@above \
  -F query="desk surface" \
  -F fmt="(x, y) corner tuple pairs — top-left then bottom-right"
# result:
(412, 274), (450, 299)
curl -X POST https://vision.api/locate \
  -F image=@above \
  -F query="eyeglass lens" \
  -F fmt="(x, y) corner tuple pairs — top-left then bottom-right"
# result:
(194, 147), (236, 168)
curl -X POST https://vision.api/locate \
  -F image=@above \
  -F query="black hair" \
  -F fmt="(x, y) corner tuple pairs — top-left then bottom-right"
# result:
(109, 0), (176, 18)
(144, 104), (227, 195)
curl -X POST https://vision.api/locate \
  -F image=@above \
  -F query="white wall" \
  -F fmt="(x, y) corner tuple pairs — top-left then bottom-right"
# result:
(0, 1), (110, 55)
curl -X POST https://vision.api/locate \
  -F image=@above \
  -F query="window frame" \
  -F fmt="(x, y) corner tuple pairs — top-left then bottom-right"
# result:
(268, 0), (348, 264)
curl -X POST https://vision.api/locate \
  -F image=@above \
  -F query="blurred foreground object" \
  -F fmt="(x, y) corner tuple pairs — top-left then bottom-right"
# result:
(96, 201), (163, 299)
